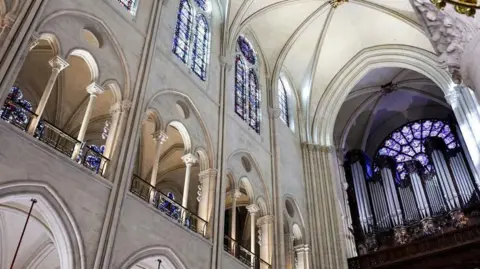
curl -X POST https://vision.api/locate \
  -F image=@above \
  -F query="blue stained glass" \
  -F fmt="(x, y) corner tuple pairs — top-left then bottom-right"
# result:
(374, 119), (459, 184)
(237, 35), (256, 65)
(173, 0), (193, 63)
(235, 56), (246, 119)
(191, 15), (209, 81)
(194, 0), (209, 11)
(118, 0), (138, 15)
(0, 87), (33, 126)
(248, 69), (260, 133)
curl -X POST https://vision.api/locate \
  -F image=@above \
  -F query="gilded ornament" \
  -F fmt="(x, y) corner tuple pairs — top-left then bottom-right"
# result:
(430, 0), (479, 16)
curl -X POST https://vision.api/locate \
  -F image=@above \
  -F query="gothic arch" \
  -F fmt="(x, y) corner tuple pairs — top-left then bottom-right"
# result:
(37, 10), (131, 97)
(313, 44), (452, 146)
(0, 181), (86, 269)
(149, 89), (215, 168)
(119, 246), (187, 269)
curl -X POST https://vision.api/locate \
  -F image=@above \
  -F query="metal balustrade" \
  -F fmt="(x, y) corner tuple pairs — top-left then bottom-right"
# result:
(130, 175), (208, 237)
(224, 235), (271, 269)
(1, 99), (109, 177)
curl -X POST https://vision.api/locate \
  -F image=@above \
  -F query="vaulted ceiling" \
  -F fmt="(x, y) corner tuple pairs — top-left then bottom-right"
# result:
(225, 0), (435, 134)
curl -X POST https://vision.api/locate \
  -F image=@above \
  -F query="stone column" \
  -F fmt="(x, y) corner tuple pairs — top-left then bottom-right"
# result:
(246, 204), (260, 268)
(27, 56), (69, 134)
(148, 131), (168, 203)
(181, 153), (198, 223)
(285, 233), (294, 269)
(0, 14), (16, 46)
(445, 86), (480, 186)
(257, 215), (274, 268)
(294, 244), (311, 269)
(71, 83), (104, 160)
(197, 168), (217, 236)
(101, 100), (132, 177)
(302, 144), (347, 269)
(230, 189), (242, 249)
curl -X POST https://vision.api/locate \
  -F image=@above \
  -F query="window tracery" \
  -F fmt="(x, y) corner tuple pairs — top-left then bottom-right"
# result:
(234, 35), (260, 134)
(374, 119), (458, 180)
(173, 0), (211, 81)
(278, 78), (289, 126)
(117, 0), (138, 15)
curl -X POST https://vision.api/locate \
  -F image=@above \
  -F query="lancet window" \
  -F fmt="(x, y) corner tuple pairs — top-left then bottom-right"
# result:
(173, 0), (211, 81)
(278, 77), (289, 126)
(234, 35), (260, 134)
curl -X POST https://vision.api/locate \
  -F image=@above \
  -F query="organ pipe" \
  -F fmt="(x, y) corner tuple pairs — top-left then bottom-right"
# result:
(405, 161), (431, 219)
(425, 138), (461, 210)
(368, 180), (390, 229)
(376, 156), (403, 227)
(397, 184), (420, 223)
(423, 176), (446, 215)
(345, 150), (374, 234)
(447, 149), (478, 205)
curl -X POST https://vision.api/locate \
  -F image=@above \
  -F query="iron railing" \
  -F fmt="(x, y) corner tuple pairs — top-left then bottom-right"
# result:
(130, 175), (208, 237)
(224, 235), (271, 269)
(0, 100), (109, 177)
(34, 120), (79, 157)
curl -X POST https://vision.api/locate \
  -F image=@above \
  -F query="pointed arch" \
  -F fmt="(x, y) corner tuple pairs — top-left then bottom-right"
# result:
(173, 0), (194, 63)
(119, 246), (187, 269)
(191, 14), (210, 81)
(0, 181), (86, 269)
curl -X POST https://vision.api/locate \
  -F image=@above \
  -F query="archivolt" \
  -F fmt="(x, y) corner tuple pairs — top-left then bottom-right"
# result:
(312, 44), (452, 146)
(0, 181), (86, 269)
(119, 246), (187, 269)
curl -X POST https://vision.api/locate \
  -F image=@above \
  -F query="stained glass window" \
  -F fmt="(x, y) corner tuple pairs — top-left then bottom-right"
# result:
(234, 35), (260, 134)
(235, 56), (247, 119)
(194, 0), (209, 11)
(0, 87), (33, 126)
(374, 119), (458, 181)
(191, 15), (209, 81)
(173, 0), (193, 63)
(117, 0), (138, 15)
(248, 70), (260, 133)
(237, 35), (257, 65)
(278, 78), (289, 126)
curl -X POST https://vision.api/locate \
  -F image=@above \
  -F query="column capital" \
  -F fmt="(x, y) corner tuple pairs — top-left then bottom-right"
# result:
(232, 189), (242, 200)
(49, 56), (69, 72)
(2, 14), (16, 28)
(257, 215), (274, 227)
(293, 244), (310, 252)
(152, 131), (168, 144)
(86, 83), (104, 96)
(110, 100), (132, 115)
(182, 153), (198, 166)
(219, 55), (232, 70)
(199, 168), (217, 179)
(29, 32), (41, 51)
(246, 204), (260, 215)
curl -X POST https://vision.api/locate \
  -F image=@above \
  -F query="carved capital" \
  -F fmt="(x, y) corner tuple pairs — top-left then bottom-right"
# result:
(86, 83), (104, 96)
(182, 153), (198, 166)
(246, 204), (260, 215)
(152, 131), (168, 144)
(257, 215), (274, 227)
(1, 14), (16, 28)
(199, 168), (217, 181)
(49, 56), (69, 72)
(231, 189), (242, 200)
(110, 100), (132, 115)
(219, 56), (232, 70)
(29, 32), (41, 51)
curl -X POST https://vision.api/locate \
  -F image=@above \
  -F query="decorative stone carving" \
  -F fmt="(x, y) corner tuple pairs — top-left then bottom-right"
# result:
(329, 0), (348, 8)
(413, 0), (476, 81)
(257, 215), (274, 226)
(181, 153), (198, 166)
(110, 100), (132, 115)
(421, 217), (437, 236)
(152, 131), (168, 144)
(365, 233), (378, 252)
(49, 56), (69, 72)
(86, 83), (104, 96)
(394, 226), (410, 245)
(246, 204), (260, 215)
(450, 210), (468, 228)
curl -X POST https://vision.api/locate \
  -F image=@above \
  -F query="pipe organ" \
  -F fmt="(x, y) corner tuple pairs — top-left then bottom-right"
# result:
(344, 120), (480, 255)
